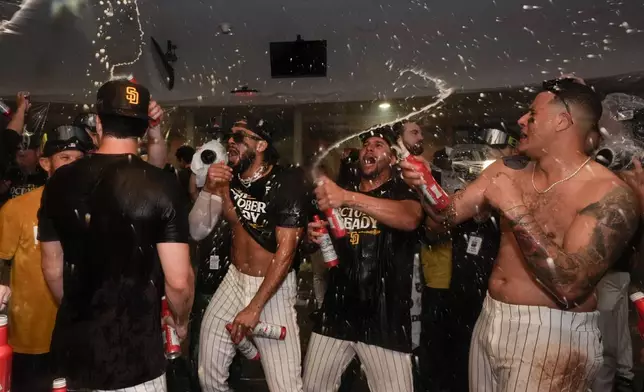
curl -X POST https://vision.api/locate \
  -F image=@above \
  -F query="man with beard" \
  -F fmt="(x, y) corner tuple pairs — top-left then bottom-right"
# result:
(198, 117), (309, 392)
(303, 126), (423, 392)
(401, 78), (639, 391)
(394, 120), (425, 156)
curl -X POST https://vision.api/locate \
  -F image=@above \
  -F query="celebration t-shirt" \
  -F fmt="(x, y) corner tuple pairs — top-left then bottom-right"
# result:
(228, 165), (309, 264)
(313, 178), (420, 353)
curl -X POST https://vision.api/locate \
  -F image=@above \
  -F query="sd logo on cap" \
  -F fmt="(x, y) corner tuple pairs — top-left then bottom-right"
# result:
(96, 80), (150, 120)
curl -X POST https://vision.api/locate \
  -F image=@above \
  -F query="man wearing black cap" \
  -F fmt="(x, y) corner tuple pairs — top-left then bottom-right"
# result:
(38, 79), (194, 391)
(198, 117), (309, 392)
(304, 126), (422, 392)
(0, 125), (93, 392)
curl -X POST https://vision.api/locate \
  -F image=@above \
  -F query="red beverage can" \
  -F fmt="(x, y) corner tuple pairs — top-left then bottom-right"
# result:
(0, 315), (10, 392)
(161, 296), (181, 359)
(52, 378), (67, 392)
(324, 208), (346, 238)
(397, 139), (450, 211)
(631, 292), (644, 339)
(0, 100), (12, 118)
(226, 324), (260, 360)
(253, 322), (287, 340)
(314, 215), (339, 268)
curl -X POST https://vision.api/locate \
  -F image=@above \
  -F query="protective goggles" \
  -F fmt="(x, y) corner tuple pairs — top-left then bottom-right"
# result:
(41, 125), (95, 157)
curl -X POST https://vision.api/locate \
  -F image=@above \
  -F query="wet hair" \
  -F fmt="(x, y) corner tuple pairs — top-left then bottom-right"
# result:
(542, 79), (603, 132)
(392, 120), (408, 137)
(175, 145), (196, 164)
(98, 114), (148, 139)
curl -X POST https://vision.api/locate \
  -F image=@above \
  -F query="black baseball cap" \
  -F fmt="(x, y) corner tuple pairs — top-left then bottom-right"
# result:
(359, 125), (397, 146)
(232, 116), (280, 161)
(96, 80), (150, 120)
(73, 112), (98, 134)
(41, 125), (95, 157)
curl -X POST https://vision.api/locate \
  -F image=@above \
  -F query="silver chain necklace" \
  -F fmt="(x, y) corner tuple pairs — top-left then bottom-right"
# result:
(531, 156), (592, 194)
(238, 164), (267, 188)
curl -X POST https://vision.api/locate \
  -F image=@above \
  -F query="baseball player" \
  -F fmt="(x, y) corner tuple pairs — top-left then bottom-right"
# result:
(401, 78), (640, 391)
(0, 124), (94, 392)
(304, 126), (423, 392)
(198, 117), (309, 392)
(39, 80), (194, 391)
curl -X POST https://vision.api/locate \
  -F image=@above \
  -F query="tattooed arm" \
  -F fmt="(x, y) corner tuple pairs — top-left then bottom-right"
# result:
(504, 185), (639, 308)
(400, 159), (504, 231)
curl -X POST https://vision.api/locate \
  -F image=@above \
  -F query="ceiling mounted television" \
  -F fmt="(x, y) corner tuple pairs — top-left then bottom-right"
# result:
(270, 36), (327, 79)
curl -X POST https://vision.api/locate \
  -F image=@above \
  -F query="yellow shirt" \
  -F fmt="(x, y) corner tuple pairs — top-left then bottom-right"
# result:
(0, 187), (58, 354)
(421, 241), (453, 289)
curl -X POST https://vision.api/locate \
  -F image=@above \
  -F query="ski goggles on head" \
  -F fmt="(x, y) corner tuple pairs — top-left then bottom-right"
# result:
(41, 125), (95, 157)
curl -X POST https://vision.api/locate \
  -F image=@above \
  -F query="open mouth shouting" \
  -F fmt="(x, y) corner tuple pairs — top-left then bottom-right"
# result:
(362, 154), (378, 169)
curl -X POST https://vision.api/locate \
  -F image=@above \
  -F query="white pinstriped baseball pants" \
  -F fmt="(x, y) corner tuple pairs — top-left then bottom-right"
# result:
(303, 332), (413, 392)
(87, 374), (166, 391)
(469, 293), (603, 392)
(198, 266), (302, 392)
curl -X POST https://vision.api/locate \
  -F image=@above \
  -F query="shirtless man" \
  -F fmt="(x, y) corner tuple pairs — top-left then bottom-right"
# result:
(198, 117), (308, 392)
(401, 78), (640, 391)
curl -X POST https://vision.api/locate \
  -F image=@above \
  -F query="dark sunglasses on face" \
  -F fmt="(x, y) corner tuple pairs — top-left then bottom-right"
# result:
(224, 131), (263, 144)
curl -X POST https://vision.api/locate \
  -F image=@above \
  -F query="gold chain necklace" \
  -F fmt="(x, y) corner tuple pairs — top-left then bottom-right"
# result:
(531, 157), (591, 194)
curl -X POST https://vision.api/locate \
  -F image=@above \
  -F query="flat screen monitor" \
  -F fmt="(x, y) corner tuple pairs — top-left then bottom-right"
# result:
(270, 39), (327, 78)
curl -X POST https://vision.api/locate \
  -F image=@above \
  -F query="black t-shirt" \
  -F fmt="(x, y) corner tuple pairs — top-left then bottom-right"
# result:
(229, 165), (309, 259)
(38, 153), (189, 390)
(177, 167), (192, 203)
(0, 165), (47, 205)
(313, 178), (420, 353)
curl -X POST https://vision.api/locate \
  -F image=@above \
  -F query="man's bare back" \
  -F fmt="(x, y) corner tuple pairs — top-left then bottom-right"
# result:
(484, 160), (635, 311)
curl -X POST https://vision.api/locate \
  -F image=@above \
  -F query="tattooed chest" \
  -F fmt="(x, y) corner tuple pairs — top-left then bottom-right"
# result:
(521, 191), (575, 243)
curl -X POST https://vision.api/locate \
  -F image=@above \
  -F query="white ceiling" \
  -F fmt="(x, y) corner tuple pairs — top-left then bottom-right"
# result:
(0, 0), (643, 105)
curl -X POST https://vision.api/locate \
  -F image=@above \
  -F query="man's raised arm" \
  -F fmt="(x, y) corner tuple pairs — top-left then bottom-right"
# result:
(315, 175), (422, 232)
(399, 158), (498, 230)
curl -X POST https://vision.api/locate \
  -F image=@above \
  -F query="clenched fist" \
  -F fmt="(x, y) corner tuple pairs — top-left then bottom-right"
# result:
(307, 219), (328, 245)
(204, 162), (233, 195)
(314, 175), (347, 211)
(148, 101), (164, 130)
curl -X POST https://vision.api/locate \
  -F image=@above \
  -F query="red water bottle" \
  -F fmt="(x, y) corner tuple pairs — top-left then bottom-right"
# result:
(314, 215), (339, 268)
(324, 208), (346, 238)
(0, 100), (12, 118)
(52, 378), (67, 392)
(161, 296), (181, 359)
(0, 315), (11, 392)
(225, 324), (260, 360)
(631, 292), (644, 338)
(397, 139), (450, 211)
